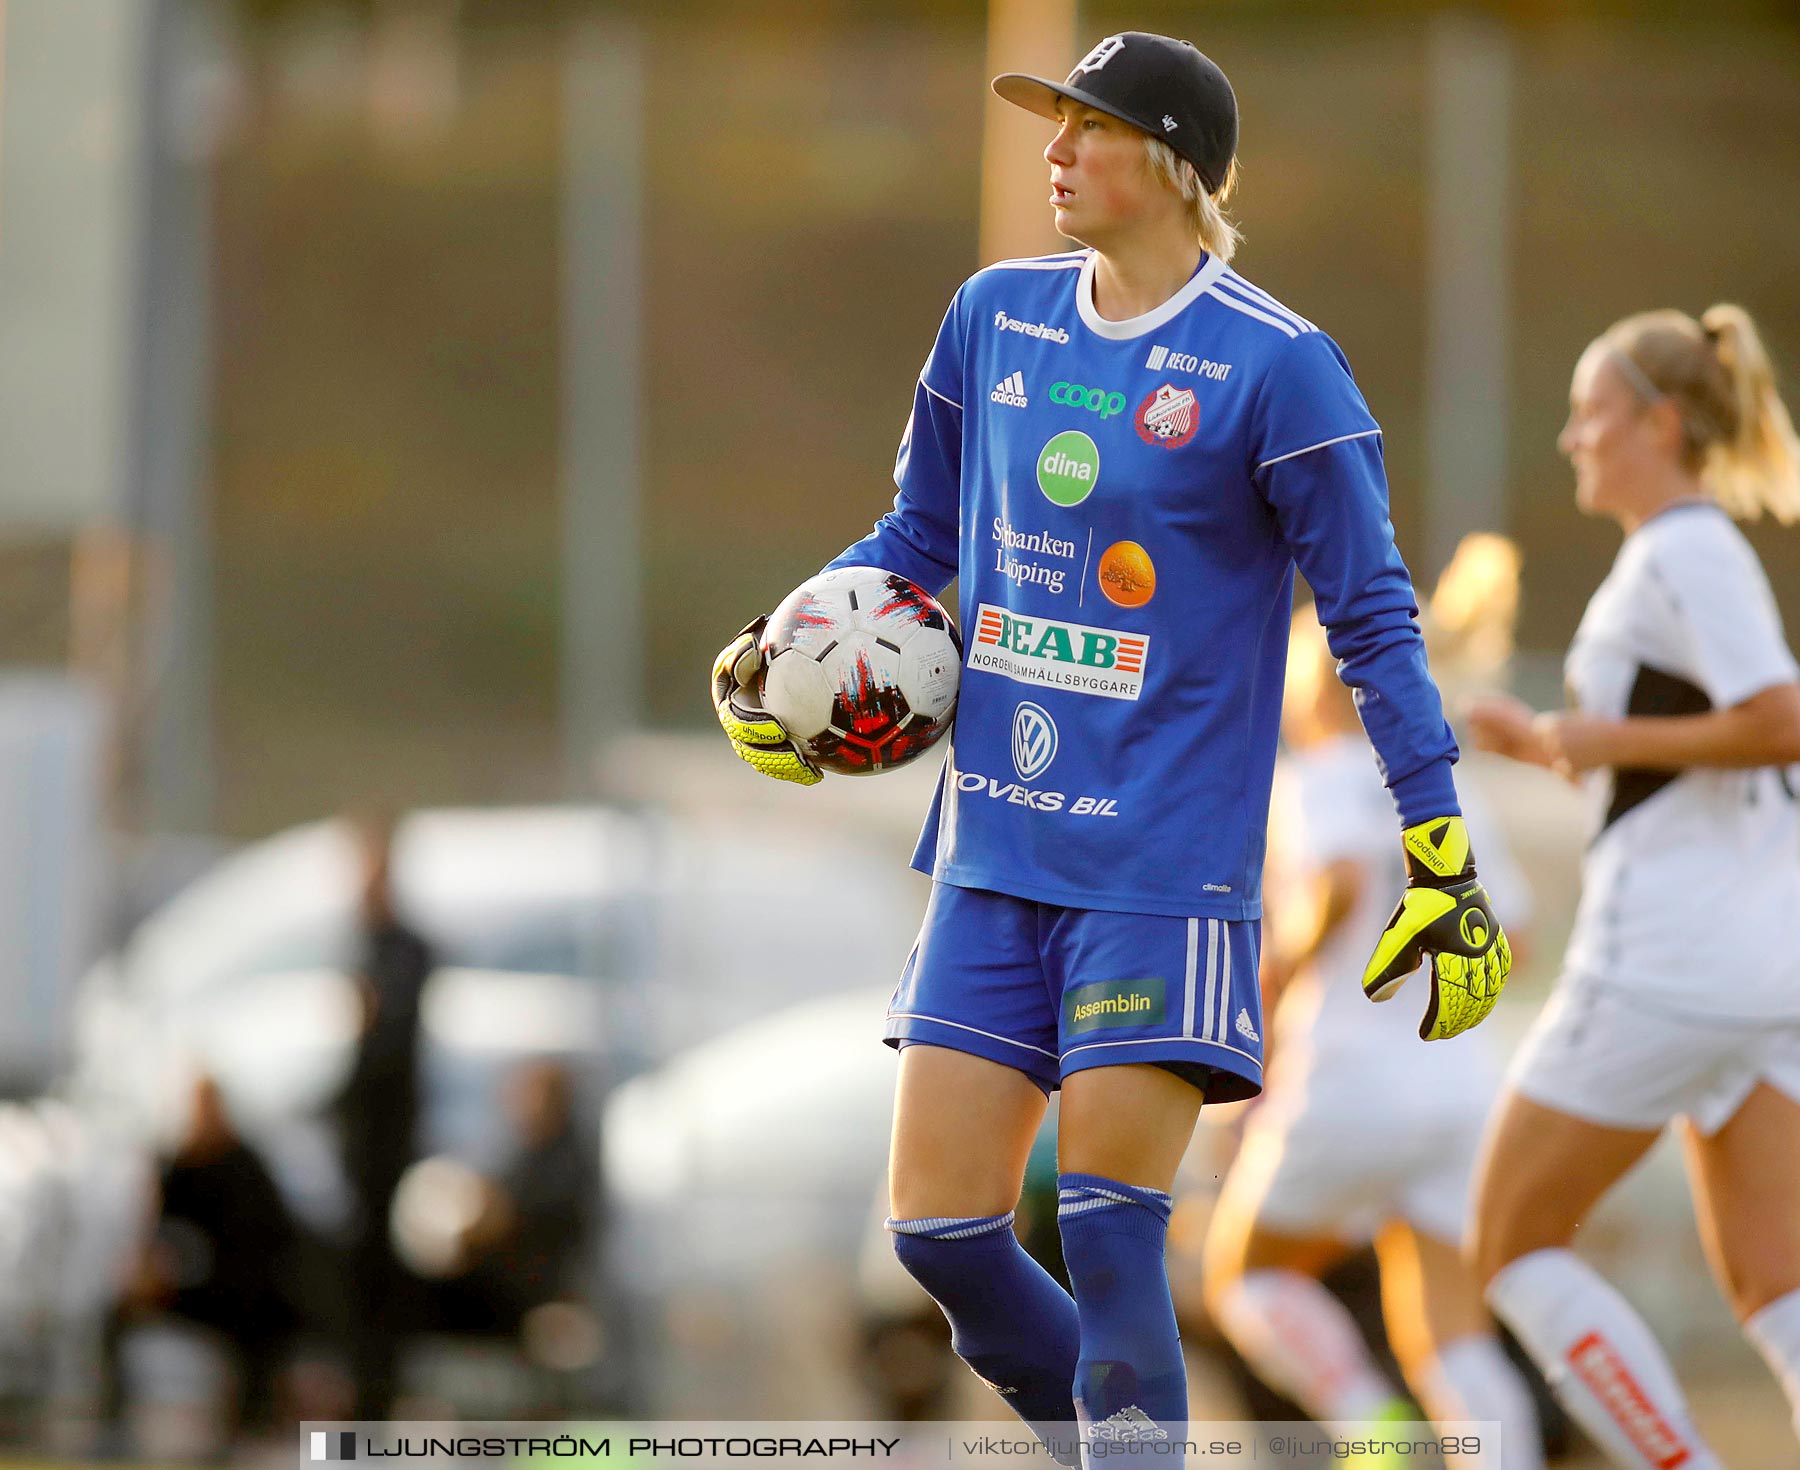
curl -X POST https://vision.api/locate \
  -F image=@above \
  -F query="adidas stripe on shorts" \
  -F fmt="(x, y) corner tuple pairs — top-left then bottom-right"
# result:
(883, 880), (1264, 1101)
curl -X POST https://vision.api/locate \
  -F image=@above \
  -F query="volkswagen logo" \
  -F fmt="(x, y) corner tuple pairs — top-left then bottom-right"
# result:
(1012, 702), (1059, 782)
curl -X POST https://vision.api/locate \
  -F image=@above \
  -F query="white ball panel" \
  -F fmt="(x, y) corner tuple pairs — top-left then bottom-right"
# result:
(897, 633), (961, 720)
(760, 650), (837, 740)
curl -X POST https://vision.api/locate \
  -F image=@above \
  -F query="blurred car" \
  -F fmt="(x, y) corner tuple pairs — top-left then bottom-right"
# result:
(69, 804), (920, 1170)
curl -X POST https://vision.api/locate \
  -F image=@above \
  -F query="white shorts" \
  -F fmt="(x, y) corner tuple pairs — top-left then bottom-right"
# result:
(1508, 979), (1800, 1137)
(1223, 1058), (1487, 1245)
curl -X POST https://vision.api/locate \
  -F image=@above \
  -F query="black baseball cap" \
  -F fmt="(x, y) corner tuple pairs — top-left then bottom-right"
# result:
(993, 32), (1239, 194)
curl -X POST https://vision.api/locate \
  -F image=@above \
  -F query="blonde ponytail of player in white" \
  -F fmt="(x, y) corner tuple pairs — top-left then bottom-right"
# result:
(1602, 304), (1800, 524)
(1422, 532), (1522, 696)
(1143, 139), (1242, 264)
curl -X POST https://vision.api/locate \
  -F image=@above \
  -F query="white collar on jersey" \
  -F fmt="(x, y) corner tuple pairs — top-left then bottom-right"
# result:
(1076, 249), (1230, 340)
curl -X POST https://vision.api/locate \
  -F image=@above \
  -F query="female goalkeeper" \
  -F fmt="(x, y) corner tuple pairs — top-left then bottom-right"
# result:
(1467, 305), (1800, 1470)
(712, 31), (1512, 1451)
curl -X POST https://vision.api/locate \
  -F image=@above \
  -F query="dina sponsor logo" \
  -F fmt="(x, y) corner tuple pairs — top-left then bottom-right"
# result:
(993, 310), (1070, 344)
(1066, 976), (1167, 1032)
(1036, 430), (1101, 507)
(971, 603), (1148, 701)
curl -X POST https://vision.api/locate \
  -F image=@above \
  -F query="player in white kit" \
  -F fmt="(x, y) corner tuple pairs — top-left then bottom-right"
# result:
(1203, 542), (1544, 1470)
(1467, 304), (1800, 1470)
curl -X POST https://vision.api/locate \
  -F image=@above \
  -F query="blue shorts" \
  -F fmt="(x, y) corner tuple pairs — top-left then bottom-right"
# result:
(883, 882), (1265, 1103)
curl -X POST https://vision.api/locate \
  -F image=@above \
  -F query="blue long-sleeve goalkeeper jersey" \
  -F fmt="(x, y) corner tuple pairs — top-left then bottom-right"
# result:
(829, 249), (1459, 920)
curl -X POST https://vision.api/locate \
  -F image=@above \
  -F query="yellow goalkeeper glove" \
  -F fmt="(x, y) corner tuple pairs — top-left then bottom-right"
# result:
(1362, 815), (1511, 1040)
(710, 617), (822, 786)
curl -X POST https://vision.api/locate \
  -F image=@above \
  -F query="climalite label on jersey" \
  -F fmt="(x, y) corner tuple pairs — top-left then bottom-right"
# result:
(971, 604), (1148, 700)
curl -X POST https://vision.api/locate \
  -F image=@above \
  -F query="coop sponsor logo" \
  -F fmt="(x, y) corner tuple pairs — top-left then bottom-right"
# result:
(992, 516), (1077, 595)
(1050, 380), (1128, 420)
(1066, 975), (1167, 1032)
(993, 309), (1070, 344)
(970, 604), (1147, 700)
(949, 760), (1122, 818)
(1144, 344), (1233, 380)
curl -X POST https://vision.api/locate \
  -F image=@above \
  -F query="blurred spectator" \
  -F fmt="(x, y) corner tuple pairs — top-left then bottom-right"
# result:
(445, 1060), (598, 1329)
(330, 810), (434, 1420)
(100, 1074), (302, 1444)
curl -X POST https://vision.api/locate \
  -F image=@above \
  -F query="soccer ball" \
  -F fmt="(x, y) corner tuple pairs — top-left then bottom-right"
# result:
(758, 567), (961, 776)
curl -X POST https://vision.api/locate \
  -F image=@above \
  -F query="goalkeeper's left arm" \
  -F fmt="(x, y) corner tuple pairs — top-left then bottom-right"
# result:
(1266, 437), (1514, 1037)
(1250, 338), (1510, 1037)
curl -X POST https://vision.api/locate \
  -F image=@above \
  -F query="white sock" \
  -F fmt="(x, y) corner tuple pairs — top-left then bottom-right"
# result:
(1486, 1248), (1719, 1470)
(1212, 1268), (1401, 1421)
(1414, 1332), (1544, 1470)
(1743, 1286), (1800, 1441)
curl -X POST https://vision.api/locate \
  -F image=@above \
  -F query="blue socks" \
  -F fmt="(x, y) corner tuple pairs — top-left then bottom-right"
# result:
(889, 1177), (1189, 1458)
(888, 1212), (1080, 1458)
(1057, 1173), (1187, 1443)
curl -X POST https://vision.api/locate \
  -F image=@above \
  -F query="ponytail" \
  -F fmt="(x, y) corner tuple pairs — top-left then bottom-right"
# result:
(1698, 304), (1800, 524)
(1606, 304), (1800, 524)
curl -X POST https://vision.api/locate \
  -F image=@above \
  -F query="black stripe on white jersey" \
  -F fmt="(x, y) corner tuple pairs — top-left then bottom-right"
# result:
(1601, 663), (1711, 835)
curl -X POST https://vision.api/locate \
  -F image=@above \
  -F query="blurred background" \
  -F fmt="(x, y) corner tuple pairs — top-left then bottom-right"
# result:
(0, 0), (1797, 1464)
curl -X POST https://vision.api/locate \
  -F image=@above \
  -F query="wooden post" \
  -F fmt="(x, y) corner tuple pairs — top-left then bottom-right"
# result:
(979, 0), (1080, 266)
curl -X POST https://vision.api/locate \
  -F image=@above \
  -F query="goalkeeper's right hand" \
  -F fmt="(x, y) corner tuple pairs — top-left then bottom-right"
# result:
(711, 617), (822, 786)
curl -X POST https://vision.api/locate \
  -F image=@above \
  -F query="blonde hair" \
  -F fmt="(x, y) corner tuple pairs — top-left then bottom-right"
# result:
(1602, 304), (1800, 524)
(1143, 139), (1242, 263)
(1423, 532), (1522, 685)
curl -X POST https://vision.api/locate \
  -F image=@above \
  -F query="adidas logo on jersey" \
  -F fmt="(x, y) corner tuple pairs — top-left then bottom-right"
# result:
(1235, 1008), (1260, 1043)
(990, 371), (1028, 408)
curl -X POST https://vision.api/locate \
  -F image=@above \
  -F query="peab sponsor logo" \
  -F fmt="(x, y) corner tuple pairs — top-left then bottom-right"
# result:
(1011, 702), (1058, 781)
(1066, 976), (1166, 1032)
(993, 310), (1070, 344)
(972, 603), (1148, 701)
(1145, 344), (1233, 380)
(990, 371), (1029, 409)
